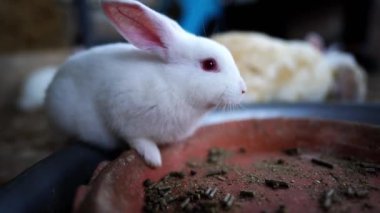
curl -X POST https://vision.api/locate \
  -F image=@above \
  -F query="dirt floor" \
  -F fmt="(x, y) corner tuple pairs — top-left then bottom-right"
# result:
(0, 109), (67, 185)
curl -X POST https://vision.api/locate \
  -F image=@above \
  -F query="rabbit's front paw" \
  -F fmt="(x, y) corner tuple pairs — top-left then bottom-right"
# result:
(130, 138), (162, 168)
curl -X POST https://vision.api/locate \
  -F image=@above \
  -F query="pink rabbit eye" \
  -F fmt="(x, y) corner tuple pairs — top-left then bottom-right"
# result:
(201, 58), (219, 72)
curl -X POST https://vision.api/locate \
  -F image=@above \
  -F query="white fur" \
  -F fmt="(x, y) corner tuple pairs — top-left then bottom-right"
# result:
(45, 0), (246, 167)
(18, 66), (57, 111)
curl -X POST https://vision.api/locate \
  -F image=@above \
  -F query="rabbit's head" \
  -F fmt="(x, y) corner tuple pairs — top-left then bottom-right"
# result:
(102, 0), (246, 109)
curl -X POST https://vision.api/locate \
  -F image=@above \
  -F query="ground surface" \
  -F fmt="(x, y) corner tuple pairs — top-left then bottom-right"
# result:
(0, 109), (66, 185)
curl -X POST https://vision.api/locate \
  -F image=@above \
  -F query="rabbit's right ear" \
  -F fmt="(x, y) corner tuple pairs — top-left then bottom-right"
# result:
(102, 0), (183, 60)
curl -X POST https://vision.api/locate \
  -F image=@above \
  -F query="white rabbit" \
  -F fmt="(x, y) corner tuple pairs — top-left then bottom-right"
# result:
(45, 0), (246, 167)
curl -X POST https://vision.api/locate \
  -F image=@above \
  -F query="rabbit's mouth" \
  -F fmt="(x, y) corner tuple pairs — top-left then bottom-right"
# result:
(206, 103), (217, 109)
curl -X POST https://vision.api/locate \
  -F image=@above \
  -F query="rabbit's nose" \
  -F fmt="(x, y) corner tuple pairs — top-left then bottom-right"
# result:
(240, 80), (247, 94)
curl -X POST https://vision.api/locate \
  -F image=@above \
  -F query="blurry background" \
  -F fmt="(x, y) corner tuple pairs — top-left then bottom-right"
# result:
(0, 0), (379, 184)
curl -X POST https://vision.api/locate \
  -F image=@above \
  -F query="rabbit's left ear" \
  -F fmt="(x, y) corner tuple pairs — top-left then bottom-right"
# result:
(102, 0), (183, 60)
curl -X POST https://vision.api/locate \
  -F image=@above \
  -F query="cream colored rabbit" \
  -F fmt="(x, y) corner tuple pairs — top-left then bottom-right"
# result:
(212, 31), (367, 102)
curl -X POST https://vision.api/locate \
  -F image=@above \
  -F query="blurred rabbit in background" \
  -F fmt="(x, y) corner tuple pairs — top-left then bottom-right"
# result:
(212, 31), (367, 103)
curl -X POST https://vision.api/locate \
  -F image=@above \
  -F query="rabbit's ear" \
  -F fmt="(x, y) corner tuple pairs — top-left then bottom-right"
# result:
(305, 32), (325, 52)
(102, 0), (181, 59)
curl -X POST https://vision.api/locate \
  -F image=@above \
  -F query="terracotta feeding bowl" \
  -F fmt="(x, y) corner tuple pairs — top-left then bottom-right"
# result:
(74, 118), (380, 213)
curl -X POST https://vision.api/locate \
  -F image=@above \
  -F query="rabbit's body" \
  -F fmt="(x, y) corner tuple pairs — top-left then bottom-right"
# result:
(46, 0), (246, 167)
(47, 43), (207, 149)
